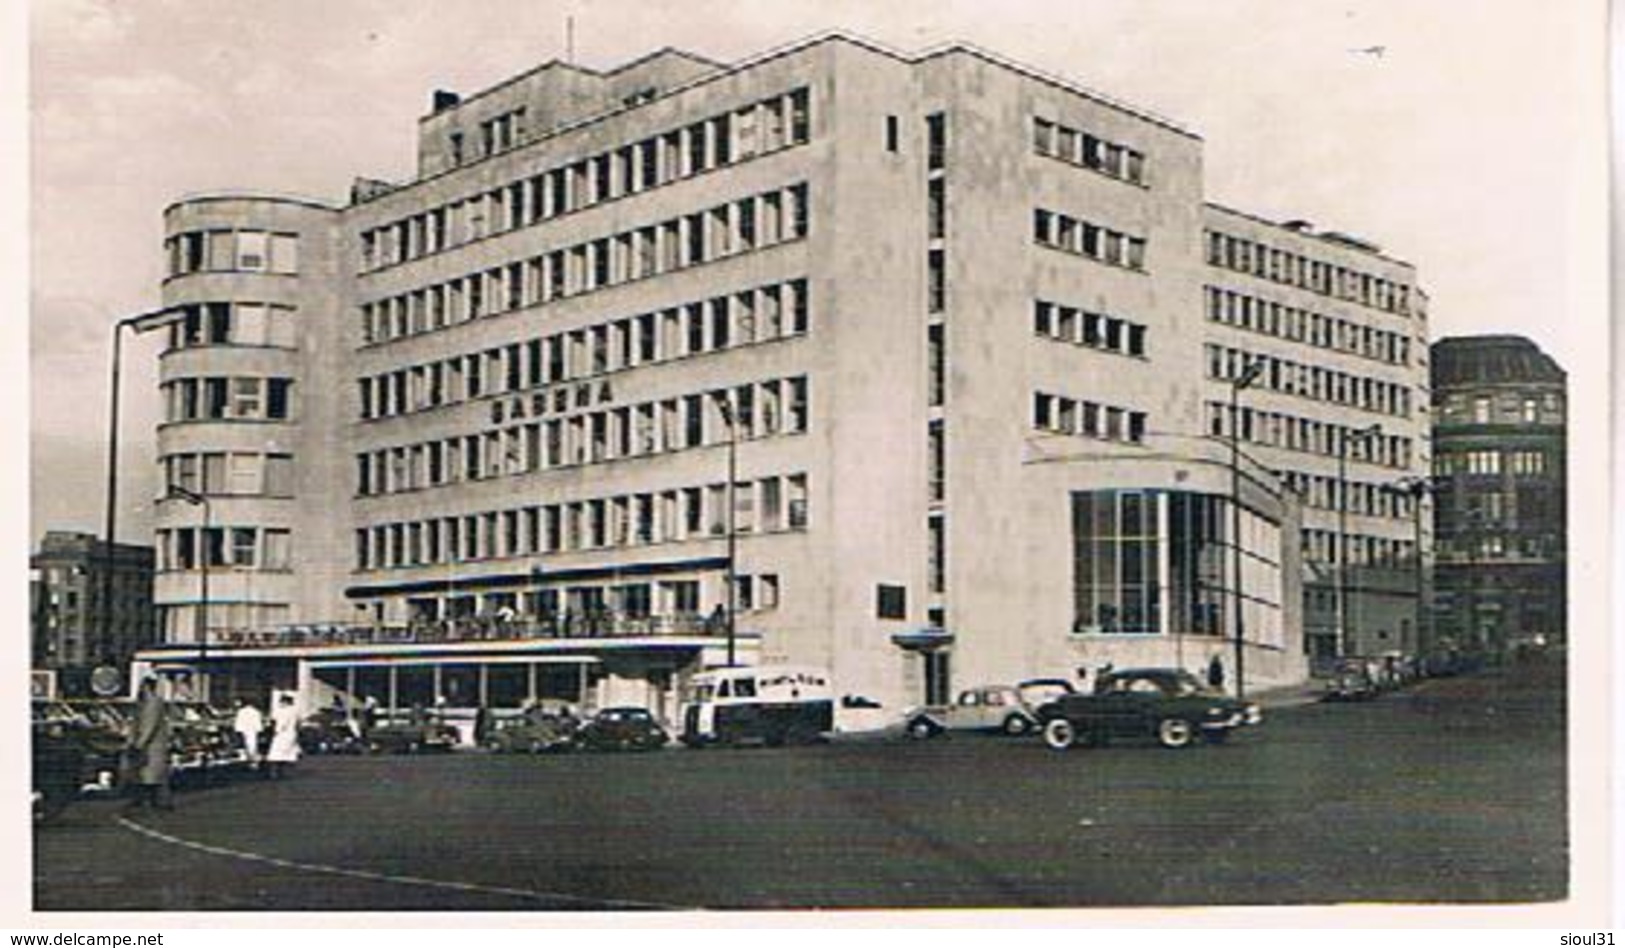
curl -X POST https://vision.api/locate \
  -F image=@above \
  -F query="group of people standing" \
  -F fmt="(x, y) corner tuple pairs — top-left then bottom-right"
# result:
(230, 692), (302, 778)
(121, 677), (303, 813)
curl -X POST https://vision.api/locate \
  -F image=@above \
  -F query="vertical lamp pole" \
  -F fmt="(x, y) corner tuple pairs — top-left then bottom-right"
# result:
(1395, 477), (1431, 660)
(715, 396), (739, 668)
(104, 309), (174, 676)
(1228, 359), (1265, 699)
(166, 484), (211, 692)
(1336, 423), (1383, 660)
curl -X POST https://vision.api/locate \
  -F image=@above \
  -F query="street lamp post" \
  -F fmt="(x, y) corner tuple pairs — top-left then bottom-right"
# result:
(166, 483), (212, 694)
(1394, 476), (1432, 661)
(102, 309), (176, 672)
(1228, 359), (1266, 700)
(1336, 423), (1383, 660)
(714, 396), (739, 668)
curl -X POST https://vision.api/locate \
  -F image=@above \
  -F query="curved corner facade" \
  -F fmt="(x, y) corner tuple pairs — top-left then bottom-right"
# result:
(153, 195), (346, 648)
(1430, 335), (1566, 658)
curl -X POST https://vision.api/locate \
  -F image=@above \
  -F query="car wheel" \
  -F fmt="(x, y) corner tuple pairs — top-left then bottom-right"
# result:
(1002, 714), (1033, 736)
(1042, 718), (1076, 751)
(1157, 717), (1197, 749)
(906, 717), (938, 741)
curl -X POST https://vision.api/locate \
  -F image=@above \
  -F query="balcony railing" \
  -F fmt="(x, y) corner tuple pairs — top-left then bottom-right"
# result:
(197, 612), (724, 650)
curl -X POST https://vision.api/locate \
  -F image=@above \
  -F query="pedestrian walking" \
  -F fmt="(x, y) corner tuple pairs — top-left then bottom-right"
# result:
(125, 676), (172, 811)
(361, 695), (379, 736)
(1207, 654), (1226, 692)
(232, 698), (265, 770)
(266, 693), (301, 779)
(473, 704), (493, 748)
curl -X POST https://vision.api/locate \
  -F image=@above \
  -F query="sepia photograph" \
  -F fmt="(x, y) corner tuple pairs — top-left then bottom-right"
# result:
(15, 0), (1611, 926)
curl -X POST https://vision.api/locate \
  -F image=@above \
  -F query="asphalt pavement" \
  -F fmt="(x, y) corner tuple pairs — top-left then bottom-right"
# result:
(33, 664), (1566, 911)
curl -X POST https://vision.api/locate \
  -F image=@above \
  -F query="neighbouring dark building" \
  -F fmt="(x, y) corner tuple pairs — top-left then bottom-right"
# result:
(1430, 335), (1566, 659)
(30, 531), (157, 695)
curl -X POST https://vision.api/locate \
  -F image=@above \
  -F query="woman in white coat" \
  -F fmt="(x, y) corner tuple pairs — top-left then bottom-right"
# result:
(266, 693), (301, 779)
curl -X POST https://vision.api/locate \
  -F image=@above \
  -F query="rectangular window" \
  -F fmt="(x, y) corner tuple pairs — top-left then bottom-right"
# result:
(927, 249), (946, 313)
(876, 584), (907, 621)
(926, 112), (946, 171)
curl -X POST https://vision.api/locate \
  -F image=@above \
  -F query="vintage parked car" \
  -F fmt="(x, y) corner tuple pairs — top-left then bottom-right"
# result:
(60, 698), (245, 782)
(485, 708), (581, 754)
(367, 715), (461, 754)
(904, 682), (1066, 739)
(1036, 667), (1262, 750)
(49, 701), (130, 792)
(298, 708), (369, 755)
(1323, 659), (1382, 702)
(575, 706), (668, 752)
(31, 706), (92, 822)
(167, 702), (251, 772)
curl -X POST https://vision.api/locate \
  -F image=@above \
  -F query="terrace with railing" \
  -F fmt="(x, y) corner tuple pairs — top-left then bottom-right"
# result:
(195, 612), (726, 650)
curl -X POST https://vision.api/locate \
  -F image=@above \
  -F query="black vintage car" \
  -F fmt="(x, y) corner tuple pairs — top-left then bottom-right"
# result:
(31, 708), (91, 822)
(298, 708), (370, 754)
(575, 706), (668, 752)
(1036, 667), (1262, 750)
(485, 709), (581, 754)
(366, 716), (461, 754)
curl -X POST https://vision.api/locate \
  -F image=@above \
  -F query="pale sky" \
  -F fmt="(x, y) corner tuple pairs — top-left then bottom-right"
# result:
(22, 0), (1609, 544)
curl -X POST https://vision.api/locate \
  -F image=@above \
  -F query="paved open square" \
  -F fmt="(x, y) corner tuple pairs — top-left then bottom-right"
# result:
(34, 666), (1564, 911)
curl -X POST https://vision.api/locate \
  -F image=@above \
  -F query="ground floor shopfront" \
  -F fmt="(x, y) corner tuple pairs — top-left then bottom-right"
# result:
(131, 632), (756, 739)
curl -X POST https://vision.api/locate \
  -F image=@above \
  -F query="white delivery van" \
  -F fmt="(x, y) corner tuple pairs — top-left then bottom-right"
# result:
(681, 666), (835, 747)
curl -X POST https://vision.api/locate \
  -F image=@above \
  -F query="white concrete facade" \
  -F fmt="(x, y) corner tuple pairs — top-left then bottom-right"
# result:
(142, 34), (1428, 716)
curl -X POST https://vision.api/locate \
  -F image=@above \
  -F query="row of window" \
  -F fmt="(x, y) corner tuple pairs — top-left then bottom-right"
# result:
(367, 87), (811, 271)
(472, 107), (526, 161)
(1300, 528), (1415, 568)
(1203, 401), (1414, 470)
(161, 451), (295, 498)
(1437, 391), (1564, 426)
(1434, 449), (1552, 477)
(163, 302), (299, 352)
(1071, 490), (1284, 641)
(166, 229), (299, 278)
(1278, 471), (1419, 519)
(360, 182), (810, 346)
(1205, 228), (1413, 317)
(1033, 299), (1147, 358)
(355, 471), (810, 570)
(162, 377), (295, 424)
(923, 112), (949, 602)
(1204, 286), (1411, 367)
(1207, 345), (1413, 419)
(359, 278), (809, 421)
(155, 525), (293, 572)
(1435, 535), (1556, 561)
(1033, 209), (1147, 271)
(1032, 117), (1147, 185)
(1032, 392), (1148, 444)
(356, 376), (810, 497)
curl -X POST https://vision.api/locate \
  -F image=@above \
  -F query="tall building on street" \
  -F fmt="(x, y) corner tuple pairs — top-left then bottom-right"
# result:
(133, 34), (1430, 719)
(31, 530), (157, 696)
(1430, 335), (1566, 659)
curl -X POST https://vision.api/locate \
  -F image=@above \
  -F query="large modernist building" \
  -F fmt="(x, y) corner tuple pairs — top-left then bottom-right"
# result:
(134, 34), (1429, 719)
(1430, 335), (1565, 659)
(31, 531), (157, 696)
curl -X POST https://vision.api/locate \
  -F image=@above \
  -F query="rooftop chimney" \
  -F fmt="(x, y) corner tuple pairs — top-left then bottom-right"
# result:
(431, 89), (461, 113)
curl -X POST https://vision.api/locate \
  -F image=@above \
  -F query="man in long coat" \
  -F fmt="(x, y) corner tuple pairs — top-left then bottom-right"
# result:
(127, 676), (172, 810)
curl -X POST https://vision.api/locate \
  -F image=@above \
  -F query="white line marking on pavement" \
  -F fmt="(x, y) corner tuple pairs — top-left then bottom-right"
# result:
(116, 816), (691, 911)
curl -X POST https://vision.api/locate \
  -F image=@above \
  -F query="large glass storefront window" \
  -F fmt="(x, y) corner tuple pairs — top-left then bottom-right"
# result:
(1073, 489), (1283, 643)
